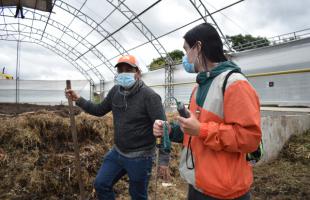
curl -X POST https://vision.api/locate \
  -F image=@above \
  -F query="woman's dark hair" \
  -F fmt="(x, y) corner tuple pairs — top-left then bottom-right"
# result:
(184, 23), (227, 63)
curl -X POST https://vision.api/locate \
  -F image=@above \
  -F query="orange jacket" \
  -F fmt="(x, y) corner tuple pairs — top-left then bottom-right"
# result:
(178, 67), (262, 199)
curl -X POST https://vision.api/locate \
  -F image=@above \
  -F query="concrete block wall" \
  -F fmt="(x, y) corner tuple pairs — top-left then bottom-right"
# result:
(259, 114), (310, 163)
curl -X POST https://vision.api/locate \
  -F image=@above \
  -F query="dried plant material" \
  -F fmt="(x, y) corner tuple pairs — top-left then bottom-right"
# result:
(0, 104), (309, 200)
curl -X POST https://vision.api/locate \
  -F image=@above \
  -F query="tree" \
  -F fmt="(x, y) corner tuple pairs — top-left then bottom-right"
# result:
(149, 50), (184, 71)
(149, 57), (165, 71)
(167, 50), (184, 62)
(227, 34), (270, 51)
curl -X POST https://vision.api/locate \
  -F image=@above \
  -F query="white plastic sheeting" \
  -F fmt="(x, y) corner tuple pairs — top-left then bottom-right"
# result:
(0, 80), (90, 105)
(99, 38), (310, 107)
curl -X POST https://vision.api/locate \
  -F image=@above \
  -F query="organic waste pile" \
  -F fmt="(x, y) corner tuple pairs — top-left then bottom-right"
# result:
(0, 104), (309, 199)
(252, 130), (309, 200)
(0, 105), (185, 200)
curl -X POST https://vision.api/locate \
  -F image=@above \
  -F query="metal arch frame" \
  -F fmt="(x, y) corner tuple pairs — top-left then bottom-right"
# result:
(1, 7), (105, 81)
(106, 0), (174, 106)
(68, 0), (125, 67)
(0, 0), (246, 106)
(100, 0), (245, 63)
(29, 0), (41, 39)
(1, 1), (131, 80)
(0, 30), (93, 83)
(1, 1), (175, 85)
(106, 0), (173, 65)
(0, 23), (96, 83)
(8, 7), (115, 76)
(40, 0), (56, 40)
(189, 0), (232, 52)
(39, 40), (94, 83)
(54, 0), (123, 50)
(0, 34), (93, 83)
(2, 8), (109, 81)
(53, 0), (129, 68)
(68, 0), (127, 71)
(53, 0), (88, 47)
(0, 22), (93, 73)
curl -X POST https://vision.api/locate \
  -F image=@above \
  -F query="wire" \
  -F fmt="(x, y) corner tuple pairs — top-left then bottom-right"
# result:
(163, 96), (179, 106)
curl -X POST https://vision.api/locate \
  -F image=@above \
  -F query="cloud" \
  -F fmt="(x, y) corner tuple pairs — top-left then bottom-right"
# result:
(217, 0), (310, 37)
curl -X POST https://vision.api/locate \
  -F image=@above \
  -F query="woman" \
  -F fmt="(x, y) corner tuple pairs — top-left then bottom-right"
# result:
(153, 23), (261, 200)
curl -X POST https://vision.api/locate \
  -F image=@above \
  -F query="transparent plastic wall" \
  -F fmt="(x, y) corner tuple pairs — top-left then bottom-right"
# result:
(0, 80), (90, 105)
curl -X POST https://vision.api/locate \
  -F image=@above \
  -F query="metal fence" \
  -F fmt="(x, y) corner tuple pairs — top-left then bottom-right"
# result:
(234, 28), (310, 52)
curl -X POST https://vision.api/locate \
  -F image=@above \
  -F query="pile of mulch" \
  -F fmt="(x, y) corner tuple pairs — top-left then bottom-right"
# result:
(0, 103), (81, 117)
(0, 110), (185, 200)
(0, 103), (309, 199)
(0, 111), (112, 199)
(252, 130), (309, 200)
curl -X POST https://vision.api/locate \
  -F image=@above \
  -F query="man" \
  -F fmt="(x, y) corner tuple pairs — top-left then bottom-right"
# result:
(66, 55), (169, 200)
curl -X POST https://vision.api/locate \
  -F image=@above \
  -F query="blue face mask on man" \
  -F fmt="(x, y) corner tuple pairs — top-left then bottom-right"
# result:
(115, 73), (136, 88)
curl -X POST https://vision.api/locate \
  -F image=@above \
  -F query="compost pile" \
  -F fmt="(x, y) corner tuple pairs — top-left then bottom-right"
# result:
(0, 107), (185, 200)
(0, 103), (81, 117)
(0, 111), (113, 199)
(252, 130), (310, 200)
(0, 103), (309, 199)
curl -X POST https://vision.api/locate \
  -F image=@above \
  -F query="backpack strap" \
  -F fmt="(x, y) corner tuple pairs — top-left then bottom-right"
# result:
(222, 69), (244, 96)
(222, 69), (263, 163)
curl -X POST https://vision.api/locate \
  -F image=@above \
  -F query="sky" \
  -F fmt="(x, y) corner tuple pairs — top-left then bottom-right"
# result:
(0, 0), (309, 83)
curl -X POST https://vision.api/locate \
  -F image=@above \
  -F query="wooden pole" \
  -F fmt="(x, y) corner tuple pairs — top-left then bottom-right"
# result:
(66, 80), (85, 200)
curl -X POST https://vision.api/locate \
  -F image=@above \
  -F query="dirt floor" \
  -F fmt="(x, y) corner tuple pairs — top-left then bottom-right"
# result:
(0, 103), (309, 200)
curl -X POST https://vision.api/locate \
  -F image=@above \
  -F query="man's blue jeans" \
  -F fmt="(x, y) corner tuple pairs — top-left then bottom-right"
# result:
(94, 148), (153, 200)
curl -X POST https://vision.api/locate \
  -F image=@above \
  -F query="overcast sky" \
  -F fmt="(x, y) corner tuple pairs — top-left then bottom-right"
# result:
(0, 0), (309, 83)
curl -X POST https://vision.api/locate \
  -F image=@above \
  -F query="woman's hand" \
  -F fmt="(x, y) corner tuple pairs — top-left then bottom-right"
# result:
(177, 110), (200, 136)
(65, 89), (80, 101)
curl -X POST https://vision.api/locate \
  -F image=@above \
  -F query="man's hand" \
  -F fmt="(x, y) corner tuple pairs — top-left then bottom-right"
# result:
(65, 89), (80, 101)
(153, 120), (171, 137)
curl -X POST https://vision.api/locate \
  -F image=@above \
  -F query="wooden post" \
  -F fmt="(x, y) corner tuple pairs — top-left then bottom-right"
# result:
(66, 80), (85, 200)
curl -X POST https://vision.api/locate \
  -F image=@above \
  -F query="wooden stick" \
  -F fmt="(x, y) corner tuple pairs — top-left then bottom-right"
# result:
(66, 80), (85, 200)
